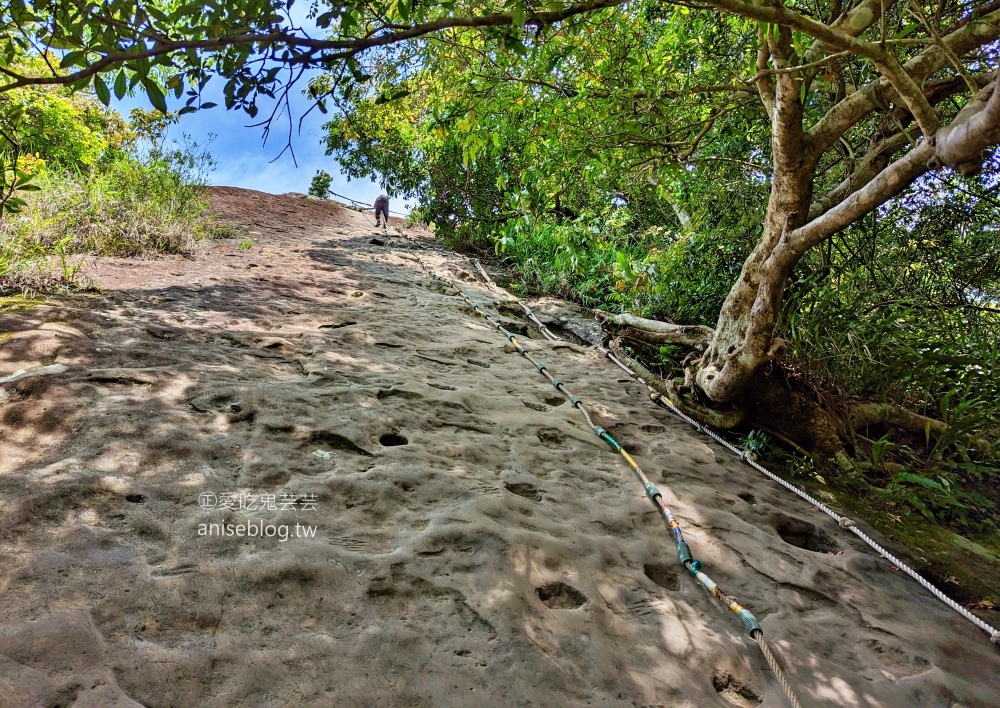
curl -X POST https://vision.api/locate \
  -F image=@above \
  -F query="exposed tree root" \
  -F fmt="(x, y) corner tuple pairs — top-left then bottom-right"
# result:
(743, 368), (846, 458)
(607, 337), (671, 394)
(597, 312), (713, 350)
(752, 423), (814, 458)
(602, 318), (992, 465)
(852, 402), (993, 456)
(608, 337), (745, 429)
(619, 326), (706, 348)
(851, 403), (948, 436)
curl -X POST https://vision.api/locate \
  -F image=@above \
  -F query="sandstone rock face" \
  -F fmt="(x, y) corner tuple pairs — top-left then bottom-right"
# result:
(0, 187), (996, 706)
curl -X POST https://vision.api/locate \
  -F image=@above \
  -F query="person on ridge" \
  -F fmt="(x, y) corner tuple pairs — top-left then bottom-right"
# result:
(374, 193), (389, 228)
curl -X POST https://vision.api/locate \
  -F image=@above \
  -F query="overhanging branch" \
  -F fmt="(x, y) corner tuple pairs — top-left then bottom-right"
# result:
(0, 0), (627, 94)
(931, 80), (1000, 175)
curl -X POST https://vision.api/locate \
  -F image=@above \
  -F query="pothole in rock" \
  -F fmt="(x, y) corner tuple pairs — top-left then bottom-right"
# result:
(545, 324), (591, 346)
(377, 389), (422, 401)
(712, 670), (761, 707)
(775, 516), (839, 553)
(379, 432), (409, 447)
(504, 482), (542, 501)
(643, 563), (680, 591)
(125, 494), (146, 504)
(536, 582), (587, 609)
(738, 492), (757, 505)
(536, 428), (567, 448)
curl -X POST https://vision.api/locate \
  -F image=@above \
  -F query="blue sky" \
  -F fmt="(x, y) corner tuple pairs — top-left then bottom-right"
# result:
(108, 5), (410, 213)
(109, 76), (388, 204)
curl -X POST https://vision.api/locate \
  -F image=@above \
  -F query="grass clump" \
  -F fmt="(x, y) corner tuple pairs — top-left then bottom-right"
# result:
(2, 159), (205, 258)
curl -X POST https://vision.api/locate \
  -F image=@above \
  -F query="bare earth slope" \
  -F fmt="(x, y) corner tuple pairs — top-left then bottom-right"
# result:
(0, 187), (997, 706)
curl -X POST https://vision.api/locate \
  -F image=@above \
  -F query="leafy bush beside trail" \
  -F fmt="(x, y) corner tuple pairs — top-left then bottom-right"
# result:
(1, 75), (221, 284)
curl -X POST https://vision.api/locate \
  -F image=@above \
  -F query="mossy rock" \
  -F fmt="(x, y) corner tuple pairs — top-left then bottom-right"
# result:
(0, 294), (46, 312)
(879, 519), (1000, 608)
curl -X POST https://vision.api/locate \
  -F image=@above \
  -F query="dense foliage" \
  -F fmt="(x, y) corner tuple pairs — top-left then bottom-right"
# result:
(317, 4), (1000, 537)
(0, 72), (219, 280)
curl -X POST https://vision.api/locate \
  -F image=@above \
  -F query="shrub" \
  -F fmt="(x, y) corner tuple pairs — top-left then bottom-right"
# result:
(309, 170), (332, 199)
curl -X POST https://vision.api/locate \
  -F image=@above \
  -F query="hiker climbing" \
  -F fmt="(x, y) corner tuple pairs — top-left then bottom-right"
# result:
(374, 193), (389, 228)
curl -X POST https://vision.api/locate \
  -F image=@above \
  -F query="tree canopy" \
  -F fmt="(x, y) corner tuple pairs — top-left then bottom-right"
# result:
(3, 0), (998, 385)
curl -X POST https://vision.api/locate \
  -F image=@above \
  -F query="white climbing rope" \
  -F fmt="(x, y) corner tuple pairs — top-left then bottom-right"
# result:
(440, 264), (803, 707)
(601, 348), (1000, 648)
(754, 632), (803, 708)
(473, 261), (560, 341)
(469, 260), (1000, 648)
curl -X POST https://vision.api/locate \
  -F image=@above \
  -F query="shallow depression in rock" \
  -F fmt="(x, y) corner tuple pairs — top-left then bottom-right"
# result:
(536, 582), (587, 609)
(774, 516), (839, 553)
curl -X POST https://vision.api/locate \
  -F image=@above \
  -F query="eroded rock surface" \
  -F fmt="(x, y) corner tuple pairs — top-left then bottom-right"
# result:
(0, 187), (997, 706)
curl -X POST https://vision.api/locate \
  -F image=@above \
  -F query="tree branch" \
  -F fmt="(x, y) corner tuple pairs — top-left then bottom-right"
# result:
(787, 140), (935, 255)
(931, 80), (1000, 175)
(875, 52), (940, 137)
(809, 7), (1000, 153)
(0, 0), (627, 94)
(705, 0), (883, 59)
(809, 128), (917, 219)
(755, 24), (775, 120)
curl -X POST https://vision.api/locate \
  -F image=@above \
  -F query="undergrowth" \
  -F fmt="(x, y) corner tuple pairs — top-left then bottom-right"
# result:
(0, 109), (223, 288)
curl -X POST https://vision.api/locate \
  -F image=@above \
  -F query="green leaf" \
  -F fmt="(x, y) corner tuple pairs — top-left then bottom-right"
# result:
(144, 80), (168, 113)
(512, 5), (527, 27)
(2, 197), (26, 214)
(906, 494), (935, 521)
(94, 75), (111, 105)
(60, 50), (87, 69)
(46, 36), (80, 50)
(113, 71), (127, 100)
(892, 472), (944, 491)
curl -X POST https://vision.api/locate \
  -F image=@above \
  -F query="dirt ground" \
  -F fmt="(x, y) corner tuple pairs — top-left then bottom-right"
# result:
(0, 186), (997, 706)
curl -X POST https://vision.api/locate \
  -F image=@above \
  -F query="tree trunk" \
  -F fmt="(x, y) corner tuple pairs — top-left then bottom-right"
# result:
(695, 24), (818, 404)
